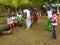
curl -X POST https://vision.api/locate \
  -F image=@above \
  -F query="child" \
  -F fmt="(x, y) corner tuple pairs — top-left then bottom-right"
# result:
(11, 15), (17, 27)
(17, 11), (23, 20)
(33, 8), (38, 23)
(7, 15), (15, 31)
(47, 8), (53, 31)
(1, 15), (15, 34)
(51, 11), (57, 39)
(17, 10), (24, 27)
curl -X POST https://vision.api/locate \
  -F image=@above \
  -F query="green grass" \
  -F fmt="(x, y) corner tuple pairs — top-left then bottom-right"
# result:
(0, 16), (6, 22)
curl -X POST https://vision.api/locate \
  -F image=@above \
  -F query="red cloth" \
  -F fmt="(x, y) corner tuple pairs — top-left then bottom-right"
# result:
(33, 14), (38, 23)
(9, 23), (14, 30)
(51, 14), (57, 26)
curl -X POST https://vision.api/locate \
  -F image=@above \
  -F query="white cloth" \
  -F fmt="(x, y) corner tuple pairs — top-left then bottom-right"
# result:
(7, 17), (14, 24)
(26, 18), (32, 29)
(23, 9), (31, 19)
(17, 13), (22, 18)
(47, 10), (52, 18)
(23, 9), (32, 29)
(11, 16), (17, 20)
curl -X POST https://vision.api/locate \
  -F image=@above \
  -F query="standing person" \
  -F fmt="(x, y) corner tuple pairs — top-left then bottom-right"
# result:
(47, 8), (53, 31)
(17, 10), (23, 20)
(23, 8), (32, 30)
(33, 8), (38, 23)
(51, 11), (57, 39)
(17, 10), (24, 27)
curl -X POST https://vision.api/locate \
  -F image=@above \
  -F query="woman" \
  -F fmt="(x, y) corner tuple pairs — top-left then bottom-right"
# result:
(23, 8), (32, 30)
(51, 11), (57, 39)
(47, 8), (53, 31)
(33, 8), (38, 23)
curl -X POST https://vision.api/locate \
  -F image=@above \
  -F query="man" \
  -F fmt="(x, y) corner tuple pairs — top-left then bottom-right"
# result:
(23, 8), (32, 30)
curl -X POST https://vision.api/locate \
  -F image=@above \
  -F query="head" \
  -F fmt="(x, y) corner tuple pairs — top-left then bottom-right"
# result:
(8, 14), (10, 18)
(24, 7), (28, 10)
(52, 10), (56, 15)
(34, 8), (37, 10)
(28, 8), (31, 10)
(47, 8), (50, 11)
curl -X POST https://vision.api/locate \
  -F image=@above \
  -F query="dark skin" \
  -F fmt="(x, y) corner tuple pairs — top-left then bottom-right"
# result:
(22, 11), (27, 19)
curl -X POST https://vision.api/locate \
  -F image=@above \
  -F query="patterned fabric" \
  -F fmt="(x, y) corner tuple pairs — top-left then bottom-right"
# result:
(51, 14), (57, 26)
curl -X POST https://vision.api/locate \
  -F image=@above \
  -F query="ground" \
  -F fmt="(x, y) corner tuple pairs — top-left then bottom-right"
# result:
(0, 16), (60, 45)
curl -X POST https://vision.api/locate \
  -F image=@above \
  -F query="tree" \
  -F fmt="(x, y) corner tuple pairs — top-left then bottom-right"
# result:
(0, 0), (29, 11)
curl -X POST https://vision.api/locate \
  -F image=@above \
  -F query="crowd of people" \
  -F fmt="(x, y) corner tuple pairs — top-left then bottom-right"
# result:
(1, 8), (38, 34)
(1, 7), (58, 40)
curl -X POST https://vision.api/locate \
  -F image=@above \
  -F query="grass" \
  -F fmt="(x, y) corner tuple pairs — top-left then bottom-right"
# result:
(0, 16), (6, 22)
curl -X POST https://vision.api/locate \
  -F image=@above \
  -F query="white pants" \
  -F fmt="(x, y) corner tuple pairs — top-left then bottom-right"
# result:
(26, 17), (32, 29)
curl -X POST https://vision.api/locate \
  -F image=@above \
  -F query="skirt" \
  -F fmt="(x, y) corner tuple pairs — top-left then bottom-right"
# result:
(47, 18), (52, 31)
(33, 14), (38, 23)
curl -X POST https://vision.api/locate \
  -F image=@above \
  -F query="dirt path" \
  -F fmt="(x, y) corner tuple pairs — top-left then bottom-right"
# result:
(0, 16), (60, 45)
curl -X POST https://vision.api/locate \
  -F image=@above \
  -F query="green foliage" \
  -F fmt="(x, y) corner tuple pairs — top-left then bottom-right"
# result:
(21, 3), (32, 10)
(0, 0), (29, 11)
(0, 16), (6, 22)
(0, 0), (59, 11)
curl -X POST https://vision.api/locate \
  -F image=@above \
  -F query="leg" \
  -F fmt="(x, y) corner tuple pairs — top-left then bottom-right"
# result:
(12, 23), (15, 30)
(26, 19), (32, 30)
(52, 26), (56, 39)
(12, 23), (14, 28)
(9, 24), (12, 30)
(33, 14), (36, 23)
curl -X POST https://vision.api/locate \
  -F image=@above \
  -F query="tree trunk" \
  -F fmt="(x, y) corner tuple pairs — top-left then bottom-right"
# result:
(57, 0), (59, 14)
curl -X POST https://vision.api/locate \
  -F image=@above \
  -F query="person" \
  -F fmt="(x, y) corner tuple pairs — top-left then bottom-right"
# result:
(11, 15), (17, 27)
(17, 10), (23, 20)
(7, 14), (15, 30)
(47, 8), (53, 31)
(1, 14), (15, 34)
(17, 10), (24, 27)
(51, 11), (57, 39)
(23, 8), (32, 30)
(33, 8), (38, 23)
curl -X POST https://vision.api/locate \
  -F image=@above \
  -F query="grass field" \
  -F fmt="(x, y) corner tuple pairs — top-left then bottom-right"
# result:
(0, 16), (6, 22)
(0, 16), (60, 45)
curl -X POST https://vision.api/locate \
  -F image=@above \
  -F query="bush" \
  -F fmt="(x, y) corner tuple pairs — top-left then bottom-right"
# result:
(20, 3), (33, 10)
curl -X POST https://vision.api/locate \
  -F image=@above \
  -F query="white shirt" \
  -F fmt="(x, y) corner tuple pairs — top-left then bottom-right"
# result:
(11, 16), (17, 20)
(47, 10), (52, 18)
(23, 9), (31, 19)
(17, 13), (22, 18)
(7, 17), (13, 24)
